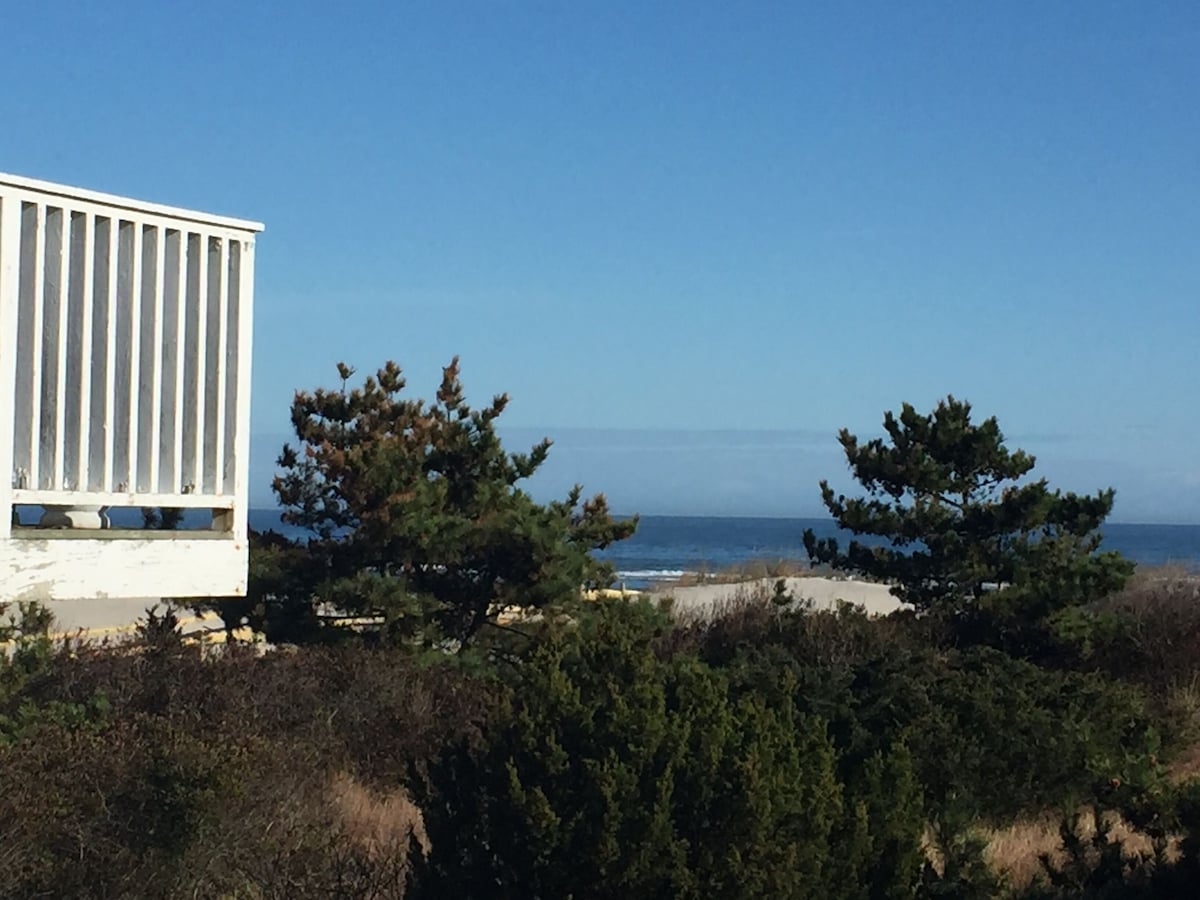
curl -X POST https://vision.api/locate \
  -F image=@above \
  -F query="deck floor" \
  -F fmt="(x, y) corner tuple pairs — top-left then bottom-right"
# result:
(11, 526), (229, 541)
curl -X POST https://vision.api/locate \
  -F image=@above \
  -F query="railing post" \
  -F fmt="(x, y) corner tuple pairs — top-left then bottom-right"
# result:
(0, 195), (21, 538)
(230, 238), (255, 544)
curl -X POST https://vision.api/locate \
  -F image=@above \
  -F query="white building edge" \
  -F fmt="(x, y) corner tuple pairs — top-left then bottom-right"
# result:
(0, 172), (263, 608)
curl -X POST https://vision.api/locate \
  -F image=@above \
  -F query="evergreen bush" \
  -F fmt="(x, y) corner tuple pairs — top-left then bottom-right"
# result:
(804, 396), (1132, 644)
(216, 358), (635, 646)
(414, 599), (930, 899)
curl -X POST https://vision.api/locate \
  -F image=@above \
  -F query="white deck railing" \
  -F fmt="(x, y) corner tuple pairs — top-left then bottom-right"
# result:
(0, 173), (263, 601)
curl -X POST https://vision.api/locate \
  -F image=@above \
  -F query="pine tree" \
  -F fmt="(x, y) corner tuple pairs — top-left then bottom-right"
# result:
(804, 396), (1131, 633)
(248, 358), (636, 646)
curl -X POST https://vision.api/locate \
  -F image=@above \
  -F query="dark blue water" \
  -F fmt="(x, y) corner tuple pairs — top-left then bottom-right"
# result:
(245, 510), (1200, 588)
(595, 517), (1200, 587)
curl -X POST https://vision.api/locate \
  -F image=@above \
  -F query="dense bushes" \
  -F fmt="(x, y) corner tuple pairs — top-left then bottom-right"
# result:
(3, 569), (1198, 897)
(3, 365), (1190, 896)
(0, 601), (940, 899)
(413, 599), (926, 899)
(0, 717), (347, 897)
(1005, 565), (1200, 753)
(0, 614), (491, 899)
(1085, 566), (1200, 687)
(675, 599), (1162, 822)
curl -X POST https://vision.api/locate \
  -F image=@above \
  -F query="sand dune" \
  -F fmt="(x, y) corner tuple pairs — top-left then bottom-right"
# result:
(650, 575), (905, 617)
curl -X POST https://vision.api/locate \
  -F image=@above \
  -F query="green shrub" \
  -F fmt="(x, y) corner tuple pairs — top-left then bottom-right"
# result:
(691, 603), (1161, 822)
(414, 599), (929, 899)
(0, 602), (110, 744)
(1021, 566), (1200, 755)
(908, 649), (1160, 819)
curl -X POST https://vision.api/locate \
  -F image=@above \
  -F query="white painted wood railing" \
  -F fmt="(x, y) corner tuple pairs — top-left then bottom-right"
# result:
(0, 173), (263, 601)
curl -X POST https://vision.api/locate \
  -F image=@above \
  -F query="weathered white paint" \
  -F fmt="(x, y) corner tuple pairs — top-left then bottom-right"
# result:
(0, 535), (248, 601)
(0, 173), (263, 601)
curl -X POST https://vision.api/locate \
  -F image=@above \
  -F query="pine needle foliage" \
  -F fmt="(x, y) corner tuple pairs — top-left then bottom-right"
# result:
(255, 358), (636, 646)
(804, 396), (1132, 635)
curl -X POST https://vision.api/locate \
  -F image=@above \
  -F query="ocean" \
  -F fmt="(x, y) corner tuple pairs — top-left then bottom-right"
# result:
(244, 510), (1200, 590)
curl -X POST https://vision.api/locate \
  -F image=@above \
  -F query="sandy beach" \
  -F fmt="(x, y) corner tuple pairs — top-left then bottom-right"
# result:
(649, 575), (905, 618)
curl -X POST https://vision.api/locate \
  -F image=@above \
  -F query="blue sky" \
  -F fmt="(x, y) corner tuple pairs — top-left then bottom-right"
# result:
(3, 3), (1198, 522)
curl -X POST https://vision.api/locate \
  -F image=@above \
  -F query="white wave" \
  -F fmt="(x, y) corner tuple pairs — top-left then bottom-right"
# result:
(616, 569), (688, 580)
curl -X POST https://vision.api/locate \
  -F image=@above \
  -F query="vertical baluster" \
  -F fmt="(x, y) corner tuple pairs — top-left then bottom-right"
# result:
(125, 222), (143, 491)
(38, 207), (64, 490)
(212, 238), (228, 494)
(12, 203), (38, 493)
(0, 196), (23, 538)
(27, 204), (45, 490)
(173, 233), (189, 492)
(87, 218), (111, 490)
(221, 242), (241, 497)
(77, 213), (94, 492)
(62, 212), (85, 494)
(192, 235), (208, 490)
(158, 230), (180, 493)
(229, 238), (255, 539)
(148, 225), (165, 493)
(103, 218), (119, 491)
(53, 208), (70, 489)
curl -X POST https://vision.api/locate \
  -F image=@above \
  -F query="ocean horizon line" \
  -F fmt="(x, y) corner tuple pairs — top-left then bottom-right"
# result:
(248, 506), (1200, 529)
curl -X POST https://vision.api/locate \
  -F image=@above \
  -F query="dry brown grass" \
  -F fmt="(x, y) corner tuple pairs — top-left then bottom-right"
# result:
(976, 808), (1179, 889)
(1083, 562), (1200, 700)
(663, 582), (791, 629)
(329, 773), (429, 861)
(1166, 739), (1200, 783)
(1129, 560), (1200, 582)
(1125, 559), (1200, 628)
(1107, 562), (1200, 610)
